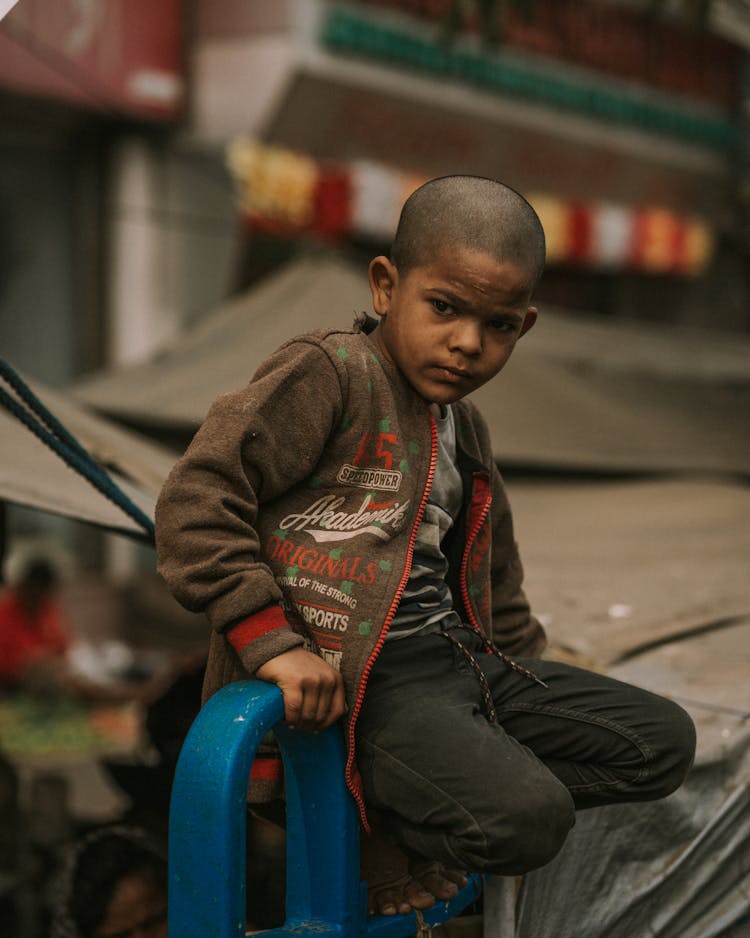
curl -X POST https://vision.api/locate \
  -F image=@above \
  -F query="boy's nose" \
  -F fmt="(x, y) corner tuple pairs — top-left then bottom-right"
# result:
(449, 321), (483, 356)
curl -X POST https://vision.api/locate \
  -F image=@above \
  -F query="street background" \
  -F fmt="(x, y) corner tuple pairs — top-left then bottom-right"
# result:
(0, 2), (749, 936)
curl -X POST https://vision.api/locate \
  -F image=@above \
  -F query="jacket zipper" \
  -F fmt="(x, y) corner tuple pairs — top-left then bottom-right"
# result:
(459, 473), (493, 635)
(345, 410), (438, 829)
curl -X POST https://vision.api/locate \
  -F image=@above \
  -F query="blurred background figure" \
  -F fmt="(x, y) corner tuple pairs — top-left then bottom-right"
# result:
(0, 555), (180, 705)
(50, 825), (167, 938)
(0, 557), (71, 694)
(0, 554), (204, 937)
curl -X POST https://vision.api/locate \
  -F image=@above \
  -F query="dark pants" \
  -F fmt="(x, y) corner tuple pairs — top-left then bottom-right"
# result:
(356, 630), (696, 876)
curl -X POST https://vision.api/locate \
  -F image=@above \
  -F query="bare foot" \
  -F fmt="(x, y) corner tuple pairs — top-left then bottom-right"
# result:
(410, 860), (467, 902)
(367, 874), (437, 916)
(362, 828), (436, 916)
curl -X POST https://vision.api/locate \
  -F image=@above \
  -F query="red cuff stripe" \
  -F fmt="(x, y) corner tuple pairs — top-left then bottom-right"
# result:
(227, 606), (289, 653)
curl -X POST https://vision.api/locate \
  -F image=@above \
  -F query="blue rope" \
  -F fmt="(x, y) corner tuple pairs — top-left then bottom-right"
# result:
(0, 358), (155, 541)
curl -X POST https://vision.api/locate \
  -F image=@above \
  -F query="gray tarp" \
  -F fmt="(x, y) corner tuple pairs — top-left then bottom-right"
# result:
(507, 476), (750, 937)
(515, 617), (750, 938)
(73, 255), (372, 431)
(508, 477), (750, 664)
(73, 254), (750, 476)
(0, 371), (179, 536)
(516, 724), (750, 937)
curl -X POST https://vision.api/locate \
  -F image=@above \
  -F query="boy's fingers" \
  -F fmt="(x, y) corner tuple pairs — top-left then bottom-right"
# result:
(307, 673), (345, 730)
(312, 682), (334, 728)
(287, 680), (328, 730)
(282, 687), (304, 726)
(267, 650), (345, 730)
(320, 681), (347, 729)
(298, 675), (345, 731)
(300, 683), (326, 729)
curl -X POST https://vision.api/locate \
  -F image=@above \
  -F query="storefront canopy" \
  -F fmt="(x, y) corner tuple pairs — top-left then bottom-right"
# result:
(74, 252), (750, 476)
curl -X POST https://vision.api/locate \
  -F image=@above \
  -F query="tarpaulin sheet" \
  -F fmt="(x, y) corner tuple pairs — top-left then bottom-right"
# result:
(0, 371), (179, 535)
(73, 254), (750, 476)
(74, 255), (371, 431)
(506, 477), (750, 666)
(515, 620), (750, 938)
(505, 477), (750, 937)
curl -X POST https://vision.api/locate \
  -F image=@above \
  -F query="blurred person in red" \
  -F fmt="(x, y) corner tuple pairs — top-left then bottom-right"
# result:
(0, 557), (71, 690)
(0, 557), (182, 703)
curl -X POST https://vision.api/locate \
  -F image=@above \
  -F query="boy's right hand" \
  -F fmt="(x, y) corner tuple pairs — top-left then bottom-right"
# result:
(256, 647), (346, 732)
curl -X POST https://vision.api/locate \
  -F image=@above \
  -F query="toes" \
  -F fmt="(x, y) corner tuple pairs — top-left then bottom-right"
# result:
(442, 868), (468, 890)
(369, 885), (413, 916)
(366, 874), (438, 916)
(410, 861), (467, 900)
(403, 879), (436, 910)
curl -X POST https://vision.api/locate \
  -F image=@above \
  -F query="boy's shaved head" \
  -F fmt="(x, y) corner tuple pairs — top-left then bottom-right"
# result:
(391, 175), (545, 290)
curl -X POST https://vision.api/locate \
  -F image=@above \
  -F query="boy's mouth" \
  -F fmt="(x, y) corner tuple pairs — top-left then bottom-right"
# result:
(432, 364), (473, 383)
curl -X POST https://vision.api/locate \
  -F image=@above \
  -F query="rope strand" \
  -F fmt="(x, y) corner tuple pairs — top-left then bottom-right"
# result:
(0, 359), (155, 541)
(437, 622), (547, 725)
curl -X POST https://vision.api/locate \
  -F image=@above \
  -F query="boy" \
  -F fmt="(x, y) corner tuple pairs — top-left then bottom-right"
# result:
(155, 176), (695, 916)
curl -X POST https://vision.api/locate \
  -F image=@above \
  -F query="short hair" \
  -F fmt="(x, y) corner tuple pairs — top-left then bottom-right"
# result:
(391, 175), (546, 291)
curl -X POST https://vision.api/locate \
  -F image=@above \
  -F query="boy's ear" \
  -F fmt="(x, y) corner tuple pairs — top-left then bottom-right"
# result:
(519, 306), (538, 338)
(368, 256), (398, 318)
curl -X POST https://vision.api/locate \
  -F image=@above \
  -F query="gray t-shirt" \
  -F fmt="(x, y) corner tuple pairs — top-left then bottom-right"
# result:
(387, 405), (463, 640)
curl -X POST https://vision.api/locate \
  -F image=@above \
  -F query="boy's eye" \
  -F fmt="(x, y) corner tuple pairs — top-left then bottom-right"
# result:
(432, 299), (453, 314)
(489, 319), (516, 333)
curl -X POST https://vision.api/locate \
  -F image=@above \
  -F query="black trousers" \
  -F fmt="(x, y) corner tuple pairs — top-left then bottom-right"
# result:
(356, 629), (696, 876)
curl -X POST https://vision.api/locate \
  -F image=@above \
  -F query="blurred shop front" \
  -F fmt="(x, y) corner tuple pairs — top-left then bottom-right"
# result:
(0, 0), (188, 561)
(3, 0), (747, 388)
(0, 0), (186, 378)
(192, 0), (748, 329)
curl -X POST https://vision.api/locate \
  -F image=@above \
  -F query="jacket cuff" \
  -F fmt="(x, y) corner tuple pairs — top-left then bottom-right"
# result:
(227, 606), (305, 675)
(227, 606), (290, 652)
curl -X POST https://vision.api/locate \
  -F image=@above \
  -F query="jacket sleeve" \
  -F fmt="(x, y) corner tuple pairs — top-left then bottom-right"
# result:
(155, 339), (344, 673)
(488, 462), (548, 658)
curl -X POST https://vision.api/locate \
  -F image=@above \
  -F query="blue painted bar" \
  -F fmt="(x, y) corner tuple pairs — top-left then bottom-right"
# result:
(169, 680), (484, 938)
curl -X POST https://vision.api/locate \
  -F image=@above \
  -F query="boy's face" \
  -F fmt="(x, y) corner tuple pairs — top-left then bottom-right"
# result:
(368, 245), (537, 407)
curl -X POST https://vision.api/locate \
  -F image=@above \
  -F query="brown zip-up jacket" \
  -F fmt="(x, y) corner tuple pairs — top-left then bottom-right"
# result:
(155, 325), (546, 822)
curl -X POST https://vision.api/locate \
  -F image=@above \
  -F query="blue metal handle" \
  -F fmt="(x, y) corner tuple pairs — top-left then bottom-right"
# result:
(168, 680), (483, 938)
